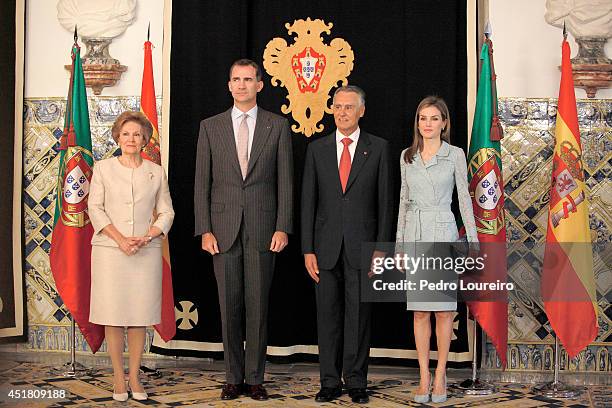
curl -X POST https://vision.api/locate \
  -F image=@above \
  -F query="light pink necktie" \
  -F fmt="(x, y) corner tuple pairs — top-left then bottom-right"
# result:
(236, 113), (249, 178)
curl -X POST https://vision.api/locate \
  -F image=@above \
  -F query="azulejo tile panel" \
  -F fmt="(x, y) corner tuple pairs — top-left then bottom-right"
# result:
(484, 97), (611, 371)
(19, 97), (611, 372)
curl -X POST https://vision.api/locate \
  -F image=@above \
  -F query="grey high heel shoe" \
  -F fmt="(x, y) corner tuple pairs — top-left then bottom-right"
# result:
(431, 374), (447, 403)
(413, 371), (432, 403)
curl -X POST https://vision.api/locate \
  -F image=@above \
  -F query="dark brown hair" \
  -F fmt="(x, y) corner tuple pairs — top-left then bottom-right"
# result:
(111, 111), (154, 144)
(403, 95), (451, 163)
(229, 58), (262, 81)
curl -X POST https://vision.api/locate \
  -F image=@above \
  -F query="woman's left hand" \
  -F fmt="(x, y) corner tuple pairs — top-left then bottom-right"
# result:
(140, 226), (163, 246)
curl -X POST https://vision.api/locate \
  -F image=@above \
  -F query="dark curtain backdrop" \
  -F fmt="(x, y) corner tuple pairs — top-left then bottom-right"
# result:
(0, 0), (17, 335)
(154, 0), (471, 365)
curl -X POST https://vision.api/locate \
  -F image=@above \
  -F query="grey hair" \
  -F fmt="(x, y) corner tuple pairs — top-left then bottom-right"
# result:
(333, 85), (366, 106)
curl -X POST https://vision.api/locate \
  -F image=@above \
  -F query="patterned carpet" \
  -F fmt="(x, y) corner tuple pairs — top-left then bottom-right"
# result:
(0, 358), (609, 407)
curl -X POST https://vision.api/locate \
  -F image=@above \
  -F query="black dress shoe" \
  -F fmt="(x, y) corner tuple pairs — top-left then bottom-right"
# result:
(220, 383), (242, 400)
(315, 386), (342, 402)
(245, 384), (268, 401)
(348, 388), (369, 403)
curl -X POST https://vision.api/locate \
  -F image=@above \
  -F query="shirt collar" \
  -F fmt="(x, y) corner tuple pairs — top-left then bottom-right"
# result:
(232, 105), (258, 121)
(336, 127), (360, 145)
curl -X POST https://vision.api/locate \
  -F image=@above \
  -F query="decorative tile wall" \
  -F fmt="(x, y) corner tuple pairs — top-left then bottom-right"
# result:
(484, 98), (611, 372)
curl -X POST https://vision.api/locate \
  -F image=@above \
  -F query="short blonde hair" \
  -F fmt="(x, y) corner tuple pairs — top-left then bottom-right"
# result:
(111, 111), (154, 144)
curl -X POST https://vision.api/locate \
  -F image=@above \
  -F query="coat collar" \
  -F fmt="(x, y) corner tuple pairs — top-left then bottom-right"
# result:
(220, 108), (242, 177)
(413, 140), (451, 168)
(246, 108), (273, 176)
(344, 131), (371, 193)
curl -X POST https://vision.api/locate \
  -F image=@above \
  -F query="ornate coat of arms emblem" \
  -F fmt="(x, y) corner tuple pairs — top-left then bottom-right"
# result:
(263, 18), (354, 136)
(550, 140), (586, 227)
(468, 148), (505, 235)
(59, 147), (93, 227)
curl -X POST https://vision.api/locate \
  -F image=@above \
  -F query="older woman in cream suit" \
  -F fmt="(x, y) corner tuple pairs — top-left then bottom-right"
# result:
(88, 111), (174, 401)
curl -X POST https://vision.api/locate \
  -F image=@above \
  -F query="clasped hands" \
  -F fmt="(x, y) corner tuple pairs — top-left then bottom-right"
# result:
(201, 231), (289, 255)
(118, 227), (162, 256)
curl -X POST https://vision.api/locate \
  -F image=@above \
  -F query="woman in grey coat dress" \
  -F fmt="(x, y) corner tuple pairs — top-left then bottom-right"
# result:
(396, 96), (478, 403)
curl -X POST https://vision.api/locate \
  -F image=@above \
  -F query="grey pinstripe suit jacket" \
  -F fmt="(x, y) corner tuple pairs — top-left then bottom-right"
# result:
(194, 107), (293, 252)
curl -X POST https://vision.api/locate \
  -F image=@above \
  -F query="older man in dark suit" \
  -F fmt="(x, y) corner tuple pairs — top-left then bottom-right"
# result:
(301, 85), (392, 404)
(194, 59), (293, 401)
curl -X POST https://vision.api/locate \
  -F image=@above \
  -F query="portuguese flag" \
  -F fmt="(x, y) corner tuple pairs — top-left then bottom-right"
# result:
(141, 39), (176, 342)
(49, 41), (104, 352)
(466, 37), (508, 368)
(542, 38), (597, 358)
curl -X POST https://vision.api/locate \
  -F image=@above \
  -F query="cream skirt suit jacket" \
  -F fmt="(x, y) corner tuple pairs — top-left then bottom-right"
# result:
(88, 157), (174, 326)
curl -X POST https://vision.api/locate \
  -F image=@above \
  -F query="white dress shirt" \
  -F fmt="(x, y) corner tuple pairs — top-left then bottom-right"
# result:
(232, 105), (258, 159)
(335, 127), (360, 166)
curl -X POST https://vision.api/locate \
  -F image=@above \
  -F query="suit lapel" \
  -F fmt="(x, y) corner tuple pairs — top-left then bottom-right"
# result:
(246, 108), (273, 177)
(218, 109), (242, 178)
(321, 134), (343, 196)
(344, 132), (371, 193)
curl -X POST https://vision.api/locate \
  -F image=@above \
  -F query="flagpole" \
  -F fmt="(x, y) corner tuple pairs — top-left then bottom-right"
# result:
(52, 315), (93, 377)
(454, 318), (496, 395)
(535, 21), (593, 399)
(51, 28), (102, 375)
(136, 24), (170, 380)
(533, 335), (583, 398)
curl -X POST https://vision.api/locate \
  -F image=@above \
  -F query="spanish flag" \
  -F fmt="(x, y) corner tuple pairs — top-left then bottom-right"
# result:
(542, 38), (597, 359)
(141, 39), (176, 342)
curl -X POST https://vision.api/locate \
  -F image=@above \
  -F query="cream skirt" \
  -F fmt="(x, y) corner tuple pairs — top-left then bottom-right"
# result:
(89, 245), (162, 326)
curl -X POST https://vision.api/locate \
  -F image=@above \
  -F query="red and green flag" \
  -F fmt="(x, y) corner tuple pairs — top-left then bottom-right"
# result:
(466, 37), (508, 368)
(141, 38), (176, 342)
(541, 38), (597, 358)
(49, 40), (104, 353)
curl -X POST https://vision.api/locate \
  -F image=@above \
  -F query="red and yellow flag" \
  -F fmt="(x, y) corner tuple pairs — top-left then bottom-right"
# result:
(542, 39), (597, 358)
(141, 39), (176, 342)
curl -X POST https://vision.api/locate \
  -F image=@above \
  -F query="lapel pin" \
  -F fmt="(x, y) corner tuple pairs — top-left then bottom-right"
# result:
(363, 151), (368, 156)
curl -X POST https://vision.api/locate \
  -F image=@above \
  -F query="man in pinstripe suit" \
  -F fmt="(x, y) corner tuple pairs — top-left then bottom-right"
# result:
(194, 59), (293, 401)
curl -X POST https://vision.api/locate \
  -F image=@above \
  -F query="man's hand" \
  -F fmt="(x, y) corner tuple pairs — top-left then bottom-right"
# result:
(304, 253), (320, 283)
(202, 232), (219, 255)
(368, 250), (386, 278)
(269, 231), (288, 252)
